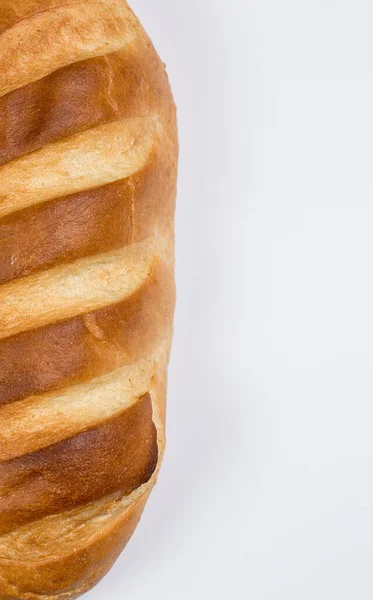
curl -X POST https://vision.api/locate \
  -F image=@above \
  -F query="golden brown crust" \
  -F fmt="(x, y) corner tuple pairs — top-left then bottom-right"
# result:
(0, 49), (153, 166)
(0, 0), (178, 598)
(0, 492), (150, 600)
(0, 394), (157, 535)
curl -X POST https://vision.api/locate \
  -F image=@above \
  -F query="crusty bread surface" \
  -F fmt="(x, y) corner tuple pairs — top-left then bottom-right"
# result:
(0, 1), (177, 598)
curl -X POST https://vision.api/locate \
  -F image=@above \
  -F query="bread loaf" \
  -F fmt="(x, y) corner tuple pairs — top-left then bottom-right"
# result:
(0, 1), (178, 598)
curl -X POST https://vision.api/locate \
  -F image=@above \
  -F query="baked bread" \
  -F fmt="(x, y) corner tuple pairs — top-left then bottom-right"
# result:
(0, 1), (178, 598)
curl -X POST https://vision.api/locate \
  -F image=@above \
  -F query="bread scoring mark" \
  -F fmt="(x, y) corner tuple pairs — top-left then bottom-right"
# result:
(0, 237), (156, 341)
(0, 258), (173, 407)
(0, 357), (155, 462)
(0, 116), (157, 219)
(0, 1), (139, 98)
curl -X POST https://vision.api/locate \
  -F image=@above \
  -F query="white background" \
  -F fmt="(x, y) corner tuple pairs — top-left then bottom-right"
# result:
(90, 1), (373, 598)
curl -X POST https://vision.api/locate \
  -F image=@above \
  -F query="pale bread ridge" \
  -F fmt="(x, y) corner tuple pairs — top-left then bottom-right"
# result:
(0, 356), (155, 461)
(0, 117), (157, 218)
(0, 0), (140, 98)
